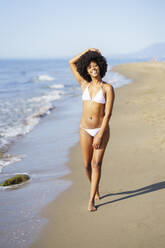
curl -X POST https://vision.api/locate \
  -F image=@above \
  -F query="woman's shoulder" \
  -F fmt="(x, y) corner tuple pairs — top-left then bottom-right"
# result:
(102, 81), (114, 91)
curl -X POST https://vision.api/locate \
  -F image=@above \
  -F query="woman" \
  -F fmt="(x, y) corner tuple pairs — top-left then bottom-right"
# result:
(69, 48), (115, 211)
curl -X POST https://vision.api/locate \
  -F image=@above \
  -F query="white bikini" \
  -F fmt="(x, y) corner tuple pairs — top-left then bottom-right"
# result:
(81, 81), (106, 137)
(82, 81), (106, 104)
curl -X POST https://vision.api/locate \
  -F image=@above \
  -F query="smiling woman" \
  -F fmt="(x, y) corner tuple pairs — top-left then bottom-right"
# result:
(69, 48), (115, 212)
(75, 49), (107, 82)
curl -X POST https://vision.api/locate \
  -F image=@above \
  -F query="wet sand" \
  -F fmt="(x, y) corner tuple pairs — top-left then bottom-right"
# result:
(30, 61), (165, 248)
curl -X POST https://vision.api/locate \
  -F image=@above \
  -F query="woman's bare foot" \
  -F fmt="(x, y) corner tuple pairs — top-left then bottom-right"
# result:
(88, 200), (97, 212)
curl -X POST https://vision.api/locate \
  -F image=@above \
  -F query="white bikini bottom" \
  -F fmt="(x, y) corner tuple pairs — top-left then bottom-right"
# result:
(81, 127), (101, 137)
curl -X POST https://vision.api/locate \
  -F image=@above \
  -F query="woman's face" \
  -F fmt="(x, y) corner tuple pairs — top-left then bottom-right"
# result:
(87, 61), (100, 78)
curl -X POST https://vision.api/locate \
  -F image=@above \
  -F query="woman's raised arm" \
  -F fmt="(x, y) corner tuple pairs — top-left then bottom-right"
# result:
(69, 49), (89, 85)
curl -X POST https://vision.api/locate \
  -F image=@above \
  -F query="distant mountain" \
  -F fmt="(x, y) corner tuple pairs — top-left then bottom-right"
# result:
(110, 43), (165, 60)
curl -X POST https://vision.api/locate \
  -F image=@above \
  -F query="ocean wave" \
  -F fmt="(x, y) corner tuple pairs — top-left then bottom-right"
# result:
(49, 84), (64, 89)
(36, 74), (55, 82)
(24, 103), (54, 132)
(1, 103), (54, 140)
(104, 70), (132, 88)
(0, 89), (64, 153)
(27, 104), (54, 119)
(0, 154), (25, 173)
(0, 119), (40, 139)
(22, 90), (64, 134)
(0, 103), (54, 172)
(28, 90), (64, 103)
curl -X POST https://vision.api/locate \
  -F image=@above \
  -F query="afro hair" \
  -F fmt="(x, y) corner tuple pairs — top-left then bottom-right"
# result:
(75, 51), (107, 82)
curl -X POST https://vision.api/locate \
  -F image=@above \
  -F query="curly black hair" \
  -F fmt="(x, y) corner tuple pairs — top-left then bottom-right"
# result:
(75, 51), (107, 82)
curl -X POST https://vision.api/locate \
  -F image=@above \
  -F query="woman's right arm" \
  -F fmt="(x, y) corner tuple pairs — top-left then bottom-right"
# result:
(69, 49), (90, 85)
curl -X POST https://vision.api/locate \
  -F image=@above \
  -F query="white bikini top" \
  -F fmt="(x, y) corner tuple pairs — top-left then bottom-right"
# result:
(82, 81), (106, 104)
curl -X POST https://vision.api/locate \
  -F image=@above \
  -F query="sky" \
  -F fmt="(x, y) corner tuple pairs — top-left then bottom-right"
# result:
(1, 0), (165, 59)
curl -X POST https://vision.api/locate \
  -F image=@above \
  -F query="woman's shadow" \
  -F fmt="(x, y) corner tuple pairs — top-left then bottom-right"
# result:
(96, 181), (165, 209)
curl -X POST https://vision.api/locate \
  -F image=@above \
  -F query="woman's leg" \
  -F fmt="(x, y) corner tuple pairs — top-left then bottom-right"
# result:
(79, 128), (100, 199)
(88, 127), (110, 211)
(79, 128), (93, 182)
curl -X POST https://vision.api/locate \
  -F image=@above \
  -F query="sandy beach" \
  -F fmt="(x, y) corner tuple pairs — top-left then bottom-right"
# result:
(30, 61), (165, 248)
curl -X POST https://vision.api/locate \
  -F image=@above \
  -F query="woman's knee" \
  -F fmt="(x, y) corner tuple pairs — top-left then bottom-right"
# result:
(91, 160), (102, 169)
(84, 161), (91, 169)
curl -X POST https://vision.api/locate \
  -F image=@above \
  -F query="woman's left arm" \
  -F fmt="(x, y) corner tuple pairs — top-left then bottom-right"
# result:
(93, 84), (115, 149)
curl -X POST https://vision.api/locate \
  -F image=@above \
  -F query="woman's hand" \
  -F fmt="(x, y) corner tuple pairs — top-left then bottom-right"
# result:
(69, 48), (101, 64)
(92, 135), (102, 149)
(88, 48), (101, 54)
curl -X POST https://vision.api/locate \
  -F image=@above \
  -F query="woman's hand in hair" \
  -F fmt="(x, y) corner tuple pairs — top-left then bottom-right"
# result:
(88, 48), (101, 54)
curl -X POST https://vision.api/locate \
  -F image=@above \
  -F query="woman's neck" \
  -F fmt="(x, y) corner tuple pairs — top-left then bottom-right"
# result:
(91, 77), (102, 85)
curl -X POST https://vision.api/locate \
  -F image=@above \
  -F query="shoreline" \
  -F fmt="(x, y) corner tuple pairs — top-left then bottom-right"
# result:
(31, 61), (165, 248)
(0, 94), (81, 248)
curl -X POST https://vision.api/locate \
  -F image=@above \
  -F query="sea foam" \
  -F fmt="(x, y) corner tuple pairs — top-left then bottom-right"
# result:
(49, 84), (64, 89)
(37, 74), (55, 82)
